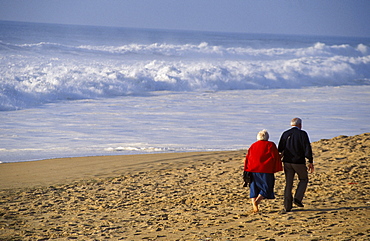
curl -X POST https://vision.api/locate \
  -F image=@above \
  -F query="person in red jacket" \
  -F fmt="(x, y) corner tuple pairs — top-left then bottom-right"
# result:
(244, 129), (283, 212)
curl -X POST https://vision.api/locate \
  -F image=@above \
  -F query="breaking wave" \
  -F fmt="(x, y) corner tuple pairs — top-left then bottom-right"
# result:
(1, 40), (369, 111)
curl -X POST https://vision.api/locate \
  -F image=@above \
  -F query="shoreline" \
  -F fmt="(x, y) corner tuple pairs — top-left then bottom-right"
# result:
(1, 133), (369, 240)
(0, 150), (245, 190)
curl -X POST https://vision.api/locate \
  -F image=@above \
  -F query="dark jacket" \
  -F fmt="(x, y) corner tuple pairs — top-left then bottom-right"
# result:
(278, 127), (313, 164)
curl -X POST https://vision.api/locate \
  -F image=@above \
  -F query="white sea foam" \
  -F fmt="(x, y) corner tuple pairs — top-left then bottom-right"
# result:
(1, 40), (369, 110)
(1, 86), (369, 163)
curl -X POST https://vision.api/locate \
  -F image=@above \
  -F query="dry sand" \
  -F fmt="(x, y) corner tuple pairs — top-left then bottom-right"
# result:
(0, 133), (369, 240)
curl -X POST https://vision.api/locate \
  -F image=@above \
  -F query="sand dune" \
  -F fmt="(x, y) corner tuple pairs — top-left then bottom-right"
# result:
(1, 133), (369, 240)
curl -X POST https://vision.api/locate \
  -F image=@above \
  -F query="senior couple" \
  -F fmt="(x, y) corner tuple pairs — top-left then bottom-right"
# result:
(243, 117), (314, 213)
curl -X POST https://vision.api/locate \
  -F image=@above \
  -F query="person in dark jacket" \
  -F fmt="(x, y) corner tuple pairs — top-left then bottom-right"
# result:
(278, 118), (314, 213)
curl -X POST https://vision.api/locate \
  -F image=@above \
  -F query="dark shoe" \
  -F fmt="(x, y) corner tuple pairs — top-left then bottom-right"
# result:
(280, 209), (291, 214)
(293, 198), (304, 207)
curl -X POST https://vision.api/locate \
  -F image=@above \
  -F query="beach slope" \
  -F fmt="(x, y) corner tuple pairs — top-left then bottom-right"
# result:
(1, 133), (369, 240)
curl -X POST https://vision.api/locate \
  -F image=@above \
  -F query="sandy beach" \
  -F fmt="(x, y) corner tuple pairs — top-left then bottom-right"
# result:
(1, 133), (369, 240)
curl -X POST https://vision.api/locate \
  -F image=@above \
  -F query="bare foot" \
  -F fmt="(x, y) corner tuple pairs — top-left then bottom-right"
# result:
(252, 200), (259, 213)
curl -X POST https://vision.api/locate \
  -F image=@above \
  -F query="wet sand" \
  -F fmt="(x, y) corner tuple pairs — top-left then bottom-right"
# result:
(1, 133), (369, 240)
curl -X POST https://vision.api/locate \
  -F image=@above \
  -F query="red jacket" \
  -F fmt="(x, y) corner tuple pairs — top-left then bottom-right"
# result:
(244, 140), (283, 173)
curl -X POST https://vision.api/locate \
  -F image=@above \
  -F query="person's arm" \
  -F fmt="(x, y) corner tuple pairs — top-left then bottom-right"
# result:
(243, 151), (249, 171)
(277, 134), (285, 154)
(301, 131), (313, 161)
(271, 143), (283, 172)
(308, 163), (314, 173)
(303, 131), (314, 173)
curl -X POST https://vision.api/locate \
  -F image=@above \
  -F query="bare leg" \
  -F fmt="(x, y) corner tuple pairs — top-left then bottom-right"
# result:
(251, 195), (265, 213)
(251, 198), (258, 212)
(251, 198), (256, 212)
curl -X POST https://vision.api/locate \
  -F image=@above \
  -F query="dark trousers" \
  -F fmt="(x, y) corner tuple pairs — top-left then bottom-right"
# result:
(283, 163), (308, 210)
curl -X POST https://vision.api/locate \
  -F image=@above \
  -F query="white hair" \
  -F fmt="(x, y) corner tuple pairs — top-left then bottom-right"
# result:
(257, 129), (269, 141)
(291, 117), (302, 126)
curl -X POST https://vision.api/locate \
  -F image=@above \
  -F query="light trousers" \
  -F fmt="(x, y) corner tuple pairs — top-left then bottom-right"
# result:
(283, 163), (308, 210)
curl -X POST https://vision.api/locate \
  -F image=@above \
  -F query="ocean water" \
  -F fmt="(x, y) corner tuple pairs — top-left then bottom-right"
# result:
(1, 21), (369, 163)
